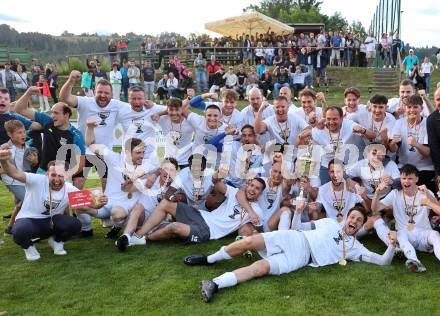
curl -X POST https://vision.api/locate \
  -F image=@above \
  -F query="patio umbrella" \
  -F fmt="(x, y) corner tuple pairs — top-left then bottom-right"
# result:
(205, 10), (294, 38)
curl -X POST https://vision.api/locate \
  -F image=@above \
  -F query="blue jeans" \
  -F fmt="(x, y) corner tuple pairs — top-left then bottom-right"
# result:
(144, 81), (155, 100)
(274, 83), (290, 97)
(196, 69), (208, 94)
(424, 73), (431, 94)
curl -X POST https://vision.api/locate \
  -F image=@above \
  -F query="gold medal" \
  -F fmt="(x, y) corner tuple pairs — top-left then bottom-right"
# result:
(338, 259), (347, 266)
(127, 192), (132, 199)
(337, 214), (343, 223)
(407, 223), (414, 231)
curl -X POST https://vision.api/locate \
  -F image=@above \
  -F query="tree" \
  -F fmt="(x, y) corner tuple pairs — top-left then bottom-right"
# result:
(294, 0), (323, 11)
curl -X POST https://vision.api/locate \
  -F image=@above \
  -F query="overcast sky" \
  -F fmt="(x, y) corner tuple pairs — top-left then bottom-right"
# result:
(0, 0), (438, 47)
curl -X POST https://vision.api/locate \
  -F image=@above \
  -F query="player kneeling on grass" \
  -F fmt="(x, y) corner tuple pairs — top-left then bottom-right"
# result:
(184, 204), (397, 303)
(123, 167), (265, 248)
(371, 164), (440, 272)
(0, 151), (108, 261)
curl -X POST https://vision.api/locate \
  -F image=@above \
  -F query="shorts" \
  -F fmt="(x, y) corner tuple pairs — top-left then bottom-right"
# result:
(331, 49), (341, 60)
(76, 154), (108, 179)
(400, 229), (434, 253)
(366, 51), (376, 59)
(260, 230), (311, 275)
(316, 68), (326, 78)
(175, 202), (210, 243)
(6, 185), (26, 206)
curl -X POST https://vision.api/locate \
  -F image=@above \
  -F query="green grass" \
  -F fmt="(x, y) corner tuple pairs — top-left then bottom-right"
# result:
(1, 181), (440, 315)
(3, 67), (440, 315)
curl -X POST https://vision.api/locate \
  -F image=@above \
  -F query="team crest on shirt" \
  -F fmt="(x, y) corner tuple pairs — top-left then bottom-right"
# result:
(59, 137), (67, 146)
(332, 198), (346, 210)
(132, 118), (144, 133)
(229, 204), (246, 219)
(279, 128), (291, 142)
(404, 205), (419, 217)
(367, 178), (381, 191)
(42, 199), (61, 215)
(203, 135), (212, 144)
(98, 111), (111, 126)
(266, 191), (277, 209)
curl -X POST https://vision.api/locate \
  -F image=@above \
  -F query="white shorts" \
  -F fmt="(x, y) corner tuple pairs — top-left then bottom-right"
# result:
(366, 50), (376, 59)
(260, 230), (311, 275)
(108, 197), (139, 216)
(399, 229), (434, 253)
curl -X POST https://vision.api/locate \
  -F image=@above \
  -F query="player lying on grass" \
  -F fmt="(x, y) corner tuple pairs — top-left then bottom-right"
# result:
(184, 204), (397, 303)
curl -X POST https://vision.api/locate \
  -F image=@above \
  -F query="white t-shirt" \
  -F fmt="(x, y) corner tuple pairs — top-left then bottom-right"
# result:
(102, 151), (143, 204)
(200, 185), (263, 239)
(346, 159), (400, 198)
(342, 104), (368, 117)
(387, 97), (430, 118)
(77, 96), (129, 149)
(380, 189), (433, 231)
(171, 167), (213, 209)
(186, 112), (226, 148)
(290, 106), (323, 124)
(311, 119), (358, 167)
(421, 62), (433, 74)
(302, 218), (370, 267)
(157, 116), (195, 165)
(257, 177), (284, 227)
(1, 142), (26, 186)
(222, 109), (244, 130)
(365, 36), (377, 52)
(347, 111), (396, 146)
(240, 104), (274, 144)
(263, 113), (308, 144)
(316, 181), (364, 221)
(16, 173), (78, 220)
(225, 141), (264, 188)
(391, 117), (433, 170)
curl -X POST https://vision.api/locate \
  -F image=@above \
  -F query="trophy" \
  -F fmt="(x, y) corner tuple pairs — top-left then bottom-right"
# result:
(98, 111), (111, 126)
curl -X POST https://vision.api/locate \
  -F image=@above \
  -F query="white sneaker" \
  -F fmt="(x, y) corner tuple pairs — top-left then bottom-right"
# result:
(128, 234), (146, 246)
(48, 237), (67, 255)
(24, 245), (41, 261)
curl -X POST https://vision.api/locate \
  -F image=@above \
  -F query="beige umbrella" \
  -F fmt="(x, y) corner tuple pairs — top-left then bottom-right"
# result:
(205, 10), (294, 38)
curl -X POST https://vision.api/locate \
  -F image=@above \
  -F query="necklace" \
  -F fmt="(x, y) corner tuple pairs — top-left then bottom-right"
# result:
(338, 230), (355, 266)
(48, 184), (66, 227)
(371, 115), (385, 142)
(328, 127), (341, 153)
(402, 189), (418, 231)
(332, 181), (345, 223)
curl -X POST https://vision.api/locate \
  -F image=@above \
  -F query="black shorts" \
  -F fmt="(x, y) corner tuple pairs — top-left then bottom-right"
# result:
(75, 154), (108, 179)
(175, 202), (210, 243)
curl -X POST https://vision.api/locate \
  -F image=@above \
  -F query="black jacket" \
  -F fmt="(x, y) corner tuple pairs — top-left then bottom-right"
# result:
(427, 110), (440, 175)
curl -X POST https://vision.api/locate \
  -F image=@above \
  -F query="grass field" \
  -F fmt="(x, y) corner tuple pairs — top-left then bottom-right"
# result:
(1, 181), (440, 316)
(1, 68), (440, 315)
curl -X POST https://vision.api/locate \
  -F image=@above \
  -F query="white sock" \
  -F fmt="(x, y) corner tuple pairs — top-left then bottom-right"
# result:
(428, 231), (440, 261)
(278, 211), (291, 230)
(213, 272), (237, 289)
(397, 231), (419, 261)
(373, 218), (390, 246)
(207, 246), (232, 264)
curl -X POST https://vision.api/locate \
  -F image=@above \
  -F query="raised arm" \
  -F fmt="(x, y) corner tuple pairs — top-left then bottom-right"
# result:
(14, 86), (40, 120)
(254, 101), (269, 134)
(291, 201), (315, 231)
(0, 146), (26, 183)
(59, 70), (82, 108)
(371, 184), (388, 212)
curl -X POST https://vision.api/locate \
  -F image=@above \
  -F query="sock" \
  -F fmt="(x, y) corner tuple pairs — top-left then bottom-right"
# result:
(397, 231), (419, 261)
(207, 246), (232, 264)
(278, 211), (291, 230)
(373, 218), (390, 246)
(428, 231), (440, 261)
(213, 272), (237, 289)
(113, 220), (125, 228)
